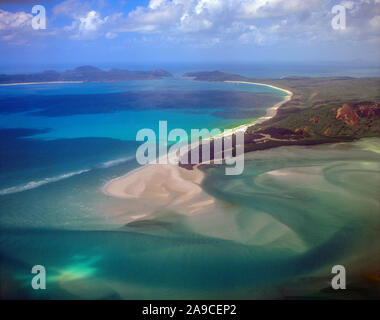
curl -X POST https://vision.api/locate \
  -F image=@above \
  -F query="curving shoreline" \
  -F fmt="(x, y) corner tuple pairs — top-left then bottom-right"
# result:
(223, 81), (293, 131)
(103, 82), (293, 221)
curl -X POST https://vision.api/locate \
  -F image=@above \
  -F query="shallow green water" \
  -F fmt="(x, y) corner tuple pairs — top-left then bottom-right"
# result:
(1, 139), (379, 299)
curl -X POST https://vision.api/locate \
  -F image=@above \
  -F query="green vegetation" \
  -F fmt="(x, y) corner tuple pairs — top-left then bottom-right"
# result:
(253, 77), (380, 141)
(265, 77), (380, 110)
(257, 103), (380, 138)
(186, 71), (380, 155)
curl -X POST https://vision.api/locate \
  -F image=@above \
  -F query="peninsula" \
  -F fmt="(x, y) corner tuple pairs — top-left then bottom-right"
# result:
(183, 71), (380, 163)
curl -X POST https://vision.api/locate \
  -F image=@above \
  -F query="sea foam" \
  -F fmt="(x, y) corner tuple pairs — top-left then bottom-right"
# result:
(0, 169), (90, 195)
(0, 155), (135, 195)
(101, 156), (135, 168)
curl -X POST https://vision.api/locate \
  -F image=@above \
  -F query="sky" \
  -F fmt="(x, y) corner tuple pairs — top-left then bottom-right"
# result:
(0, 0), (380, 71)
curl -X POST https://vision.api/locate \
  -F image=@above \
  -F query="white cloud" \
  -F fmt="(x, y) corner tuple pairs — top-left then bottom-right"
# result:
(53, 0), (91, 18)
(0, 9), (34, 43)
(369, 15), (380, 28)
(60, 4), (125, 41)
(194, 0), (224, 15)
(115, 0), (322, 37)
(2, 0), (379, 48)
(149, 0), (167, 10)
(110, 0), (380, 47)
(64, 10), (108, 39)
(341, 1), (355, 10)
(79, 11), (104, 32)
(0, 9), (32, 31)
(237, 0), (320, 19)
(106, 31), (117, 39)
(110, 0), (323, 45)
(53, 0), (119, 40)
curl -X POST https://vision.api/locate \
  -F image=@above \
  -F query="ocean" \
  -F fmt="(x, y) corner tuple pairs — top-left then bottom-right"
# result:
(0, 74), (379, 299)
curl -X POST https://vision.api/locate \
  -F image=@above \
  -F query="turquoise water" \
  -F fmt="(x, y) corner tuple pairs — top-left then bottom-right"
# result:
(0, 78), (379, 299)
(0, 78), (284, 192)
(0, 79), (283, 141)
(1, 139), (379, 299)
(0, 78), (284, 299)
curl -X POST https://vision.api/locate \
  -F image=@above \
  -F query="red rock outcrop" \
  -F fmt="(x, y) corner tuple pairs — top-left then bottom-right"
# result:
(309, 117), (320, 124)
(356, 103), (379, 117)
(336, 104), (360, 126)
(295, 127), (312, 137)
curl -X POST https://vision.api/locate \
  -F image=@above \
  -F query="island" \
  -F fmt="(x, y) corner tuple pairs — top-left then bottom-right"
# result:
(0, 65), (173, 85)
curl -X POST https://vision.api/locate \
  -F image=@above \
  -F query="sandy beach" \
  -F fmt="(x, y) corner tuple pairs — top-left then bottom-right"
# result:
(104, 164), (215, 219)
(103, 82), (293, 221)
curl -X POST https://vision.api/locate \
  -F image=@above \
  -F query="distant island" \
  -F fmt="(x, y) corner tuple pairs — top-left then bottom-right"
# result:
(182, 71), (380, 166)
(0, 66), (173, 84)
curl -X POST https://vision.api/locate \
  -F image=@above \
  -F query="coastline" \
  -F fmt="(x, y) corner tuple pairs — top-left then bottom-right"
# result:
(103, 82), (293, 222)
(223, 81), (293, 131)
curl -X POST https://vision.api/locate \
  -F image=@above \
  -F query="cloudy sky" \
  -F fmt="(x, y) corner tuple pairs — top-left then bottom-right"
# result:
(1, 0), (380, 70)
